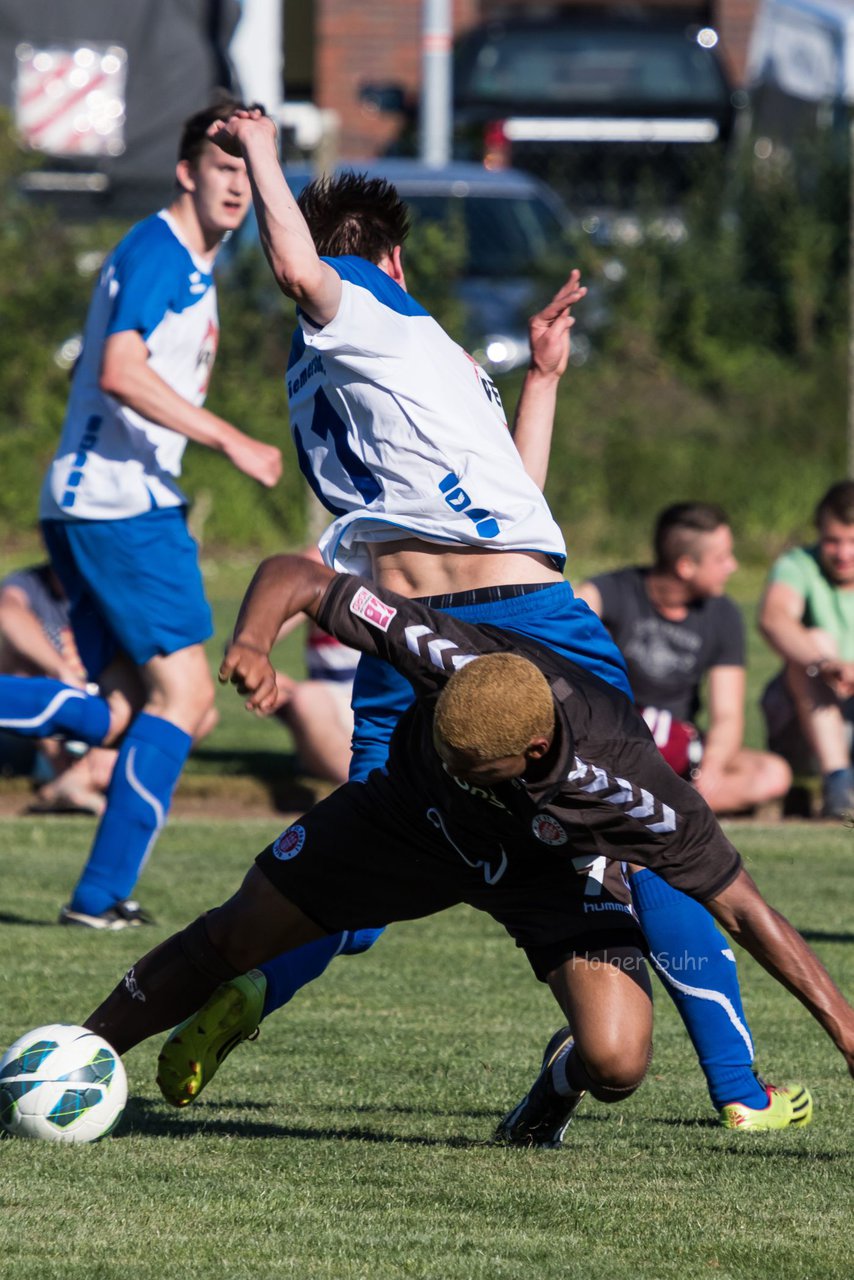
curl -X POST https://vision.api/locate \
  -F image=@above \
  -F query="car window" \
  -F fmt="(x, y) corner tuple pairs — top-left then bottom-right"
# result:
(405, 193), (567, 276)
(456, 27), (728, 110)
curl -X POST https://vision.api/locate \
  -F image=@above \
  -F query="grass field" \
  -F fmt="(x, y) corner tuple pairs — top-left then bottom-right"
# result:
(0, 817), (851, 1280)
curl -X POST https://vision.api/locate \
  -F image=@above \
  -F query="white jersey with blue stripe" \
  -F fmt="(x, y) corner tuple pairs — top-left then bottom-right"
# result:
(40, 211), (219, 522)
(287, 256), (567, 576)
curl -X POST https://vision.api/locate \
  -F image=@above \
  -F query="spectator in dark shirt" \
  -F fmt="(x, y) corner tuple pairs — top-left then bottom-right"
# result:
(577, 503), (791, 814)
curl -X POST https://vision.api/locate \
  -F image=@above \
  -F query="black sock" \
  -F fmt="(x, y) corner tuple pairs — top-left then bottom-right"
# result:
(84, 915), (240, 1054)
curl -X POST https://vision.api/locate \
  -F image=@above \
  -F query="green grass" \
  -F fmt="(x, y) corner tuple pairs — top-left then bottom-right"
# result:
(0, 819), (851, 1279)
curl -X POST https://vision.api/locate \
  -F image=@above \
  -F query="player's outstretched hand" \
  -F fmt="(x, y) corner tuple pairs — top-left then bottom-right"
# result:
(226, 434), (283, 487)
(220, 642), (279, 715)
(528, 269), (587, 379)
(207, 108), (276, 157)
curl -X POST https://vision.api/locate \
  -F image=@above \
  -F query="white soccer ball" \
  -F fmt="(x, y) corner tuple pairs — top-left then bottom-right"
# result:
(0, 1024), (127, 1143)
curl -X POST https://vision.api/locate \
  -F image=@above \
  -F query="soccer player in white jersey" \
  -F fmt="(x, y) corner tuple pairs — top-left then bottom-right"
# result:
(0, 100), (282, 929)
(157, 109), (810, 1134)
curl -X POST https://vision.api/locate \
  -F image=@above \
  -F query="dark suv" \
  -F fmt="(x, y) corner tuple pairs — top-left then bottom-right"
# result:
(452, 8), (736, 214)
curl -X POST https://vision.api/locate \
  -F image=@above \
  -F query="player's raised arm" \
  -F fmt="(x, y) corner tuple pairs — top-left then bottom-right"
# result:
(511, 269), (586, 491)
(208, 110), (342, 325)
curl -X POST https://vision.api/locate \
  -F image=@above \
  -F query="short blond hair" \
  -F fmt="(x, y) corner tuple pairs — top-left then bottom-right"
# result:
(433, 654), (554, 758)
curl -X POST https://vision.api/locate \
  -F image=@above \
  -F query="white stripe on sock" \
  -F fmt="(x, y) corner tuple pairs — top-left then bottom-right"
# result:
(650, 954), (755, 1060)
(125, 745), (166, 873)
(0, 686), (86, 731)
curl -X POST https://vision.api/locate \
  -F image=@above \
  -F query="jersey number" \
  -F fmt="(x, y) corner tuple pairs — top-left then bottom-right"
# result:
(571, 853), (607, 898)
(293, 388), (381, 516)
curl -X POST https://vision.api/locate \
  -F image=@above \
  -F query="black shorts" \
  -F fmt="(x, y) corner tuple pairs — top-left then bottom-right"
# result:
(256, 780), (646, 981)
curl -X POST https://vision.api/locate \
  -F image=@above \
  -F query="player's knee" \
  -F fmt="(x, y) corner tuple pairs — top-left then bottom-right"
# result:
(204, 865), (322, 972)
(104, 692), (136, 746)
(179, 914), (242, 985)
(189, 672), (217, 721)
(204, 898), (271, 972)
(150, 669), (215, 736)
(580, 1040), (652, 1103)
(762, 752), (792, 799)
(195, 703), (219, 743)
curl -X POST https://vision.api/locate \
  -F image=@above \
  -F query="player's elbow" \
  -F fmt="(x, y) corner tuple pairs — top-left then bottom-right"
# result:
(98, 359), (131, 401)
(270, 255), (336, 321)
(263, 242), (312, 296)
(757, 611), (777, 647)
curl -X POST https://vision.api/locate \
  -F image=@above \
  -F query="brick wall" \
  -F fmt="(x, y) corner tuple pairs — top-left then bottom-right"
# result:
(716, 0), (761, 82)
(315, 0), (479, 158)
(315, 0), (761, 160)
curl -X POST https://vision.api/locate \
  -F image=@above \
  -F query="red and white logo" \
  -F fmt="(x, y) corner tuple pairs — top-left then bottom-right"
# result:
(272, 825), (305, 860)
(196, 318), (219, 394)
(531, 813), (568, 846)
(350, 586), (397, 632)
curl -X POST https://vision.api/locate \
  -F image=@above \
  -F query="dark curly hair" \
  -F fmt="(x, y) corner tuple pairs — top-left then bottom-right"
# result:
(297, 172), (411, 262)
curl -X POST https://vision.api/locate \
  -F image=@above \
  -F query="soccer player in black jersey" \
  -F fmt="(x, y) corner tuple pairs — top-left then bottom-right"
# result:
(81, 555), (853, 1145)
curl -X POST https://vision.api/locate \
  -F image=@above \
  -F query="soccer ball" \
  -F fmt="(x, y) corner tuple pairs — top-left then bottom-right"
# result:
(0, 1024), (127, 1143)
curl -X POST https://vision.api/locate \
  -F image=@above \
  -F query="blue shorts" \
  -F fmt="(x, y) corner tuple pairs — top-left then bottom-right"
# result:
(41, 509), (213, 678)
(349, 579), (630, 781)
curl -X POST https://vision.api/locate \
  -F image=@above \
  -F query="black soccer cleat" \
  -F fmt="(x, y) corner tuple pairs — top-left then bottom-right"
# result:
(493, 1026), (585, 1149)
(58, 899), (155, 930)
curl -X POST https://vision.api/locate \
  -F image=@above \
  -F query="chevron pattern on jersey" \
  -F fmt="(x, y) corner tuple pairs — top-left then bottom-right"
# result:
(404, 625), (478, 673)
(567, 756), (677, 833)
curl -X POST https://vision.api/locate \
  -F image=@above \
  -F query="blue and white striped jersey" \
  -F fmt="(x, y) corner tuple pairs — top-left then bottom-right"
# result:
(40, 211), (219, 522)
(287, 256), (567, 576)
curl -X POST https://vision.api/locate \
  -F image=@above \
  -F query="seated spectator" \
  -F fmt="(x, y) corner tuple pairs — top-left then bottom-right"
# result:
(759, 480), (854, 818)
(576, 502), (791, 814)
(245, 547), (355, 786)
(271, 620), (357, 786)
(0, 563), (114, 813)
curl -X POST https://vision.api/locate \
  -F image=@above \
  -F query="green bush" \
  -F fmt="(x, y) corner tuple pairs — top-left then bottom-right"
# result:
(0, 121), (126, 541)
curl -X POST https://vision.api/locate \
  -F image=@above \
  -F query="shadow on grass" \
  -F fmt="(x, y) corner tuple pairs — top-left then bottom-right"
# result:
(649, 1116), (719, 1130)
(120, 1096), (486, 1148)
(120, 1095), (615, 1148)
(719, 1145), (844, 1163)
(651, 1118), (846, 1159)
(187, 747), (324, 813)
(0, 911), (55, 927)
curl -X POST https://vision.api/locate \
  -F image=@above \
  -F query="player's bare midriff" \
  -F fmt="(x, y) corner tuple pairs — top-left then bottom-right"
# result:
(369, 538), (563, 598)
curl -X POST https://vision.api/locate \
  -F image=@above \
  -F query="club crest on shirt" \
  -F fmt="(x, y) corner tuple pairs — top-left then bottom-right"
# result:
(350, 586), (397, 632)
(272, 825), (305, 860)
(531, 813), (568, 846)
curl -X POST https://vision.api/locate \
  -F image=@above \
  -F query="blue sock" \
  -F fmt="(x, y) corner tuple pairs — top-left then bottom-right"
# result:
(260, 926), (386, 1019)
(630, 869), (767, 1111)
(70, 712), (192, 917)
(0, 675), (110, 742)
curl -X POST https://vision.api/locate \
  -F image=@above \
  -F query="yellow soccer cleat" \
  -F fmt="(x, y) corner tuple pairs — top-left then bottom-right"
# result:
(719, 1082), (813, 1131)
(156, 970), (267, 1107)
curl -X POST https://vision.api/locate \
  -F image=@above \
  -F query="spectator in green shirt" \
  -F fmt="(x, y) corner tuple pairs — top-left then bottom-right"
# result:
(759, 480), (854, 817)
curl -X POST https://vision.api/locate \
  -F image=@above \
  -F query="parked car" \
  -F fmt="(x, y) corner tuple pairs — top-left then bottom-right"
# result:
(228, 158), (601, 374)
(367, 8), (739, 244)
